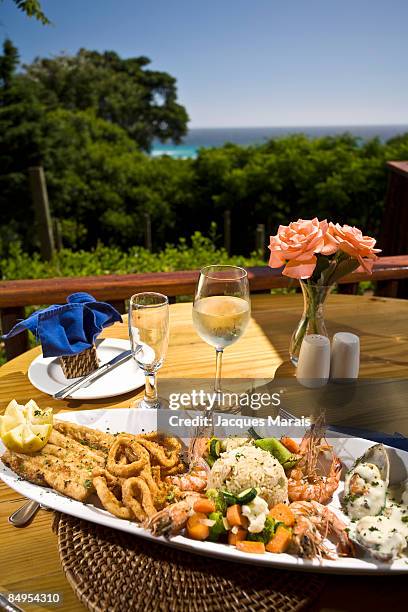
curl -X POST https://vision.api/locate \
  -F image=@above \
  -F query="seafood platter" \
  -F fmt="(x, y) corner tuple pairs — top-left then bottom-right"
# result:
(1, 402), (408, 574)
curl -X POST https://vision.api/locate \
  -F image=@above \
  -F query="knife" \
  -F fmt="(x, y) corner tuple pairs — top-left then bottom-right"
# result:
(54, 349), (133, 399)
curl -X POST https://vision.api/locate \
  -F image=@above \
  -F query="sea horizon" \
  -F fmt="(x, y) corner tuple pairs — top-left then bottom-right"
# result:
(152, 123), (408, 159)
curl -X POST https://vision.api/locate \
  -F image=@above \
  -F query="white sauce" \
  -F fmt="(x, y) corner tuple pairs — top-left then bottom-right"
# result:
(242, 496), (269, 533)
(354, 513), (407, 560)
(347, 478), (408, 560)
(344, 462), (386, 519)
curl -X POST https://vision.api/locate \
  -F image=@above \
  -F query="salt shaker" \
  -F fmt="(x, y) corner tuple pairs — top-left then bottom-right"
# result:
(296, 334), (331, 388)
(330, 332), (360, 381)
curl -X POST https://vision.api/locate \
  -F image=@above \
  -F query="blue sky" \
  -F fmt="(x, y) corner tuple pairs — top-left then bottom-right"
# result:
(1, 0), (407, 128)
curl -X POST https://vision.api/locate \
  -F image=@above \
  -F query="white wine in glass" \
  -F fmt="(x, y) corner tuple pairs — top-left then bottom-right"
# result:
(193, 265), (250, 393)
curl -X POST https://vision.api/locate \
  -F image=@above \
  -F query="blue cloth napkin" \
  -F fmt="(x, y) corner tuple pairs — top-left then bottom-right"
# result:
(2, 292), (122, 357)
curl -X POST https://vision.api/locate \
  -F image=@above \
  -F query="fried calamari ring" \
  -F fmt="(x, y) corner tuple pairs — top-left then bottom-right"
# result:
(92, 467), (122, 487)
(137, 438), (179, 469)
(121, 445), (160, 497)
(122, 477), (157, 520)
(107, 435), (149, 477)
(140, 464), (159, 497)
(135, 432), (182, 455)
(151, 465), (162, 486)
(160, 461), (187, 477)
(134, 432), (160, 442)
(93, 475), (133, 520)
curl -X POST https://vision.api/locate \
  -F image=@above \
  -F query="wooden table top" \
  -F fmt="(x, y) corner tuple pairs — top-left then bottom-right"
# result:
(1, 293), (408, 611)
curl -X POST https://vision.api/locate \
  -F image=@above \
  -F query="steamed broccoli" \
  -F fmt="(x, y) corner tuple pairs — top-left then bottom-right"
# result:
(206, 489), (227, 514)
(247, 517), (279, 544)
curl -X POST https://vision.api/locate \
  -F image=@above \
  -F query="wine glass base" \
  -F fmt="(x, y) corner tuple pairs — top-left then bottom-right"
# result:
(132, 397), (169, 410)
(290, 355), (299, 367)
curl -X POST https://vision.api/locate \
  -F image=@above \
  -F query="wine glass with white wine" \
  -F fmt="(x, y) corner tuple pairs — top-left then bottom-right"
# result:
(192, 265), (250, 395)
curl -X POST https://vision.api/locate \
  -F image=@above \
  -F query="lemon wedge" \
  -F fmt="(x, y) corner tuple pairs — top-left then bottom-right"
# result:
(0, 399), (53, 453)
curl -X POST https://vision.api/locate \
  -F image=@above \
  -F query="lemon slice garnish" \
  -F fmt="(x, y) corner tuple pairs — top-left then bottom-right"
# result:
(0, 414), (21, 436)
(3, 400), (26, 423)
(0, 399), (53, 453)
(25, 400), (53, 426)
(1, 423), (26, 452)
(0, 400), (26, 436)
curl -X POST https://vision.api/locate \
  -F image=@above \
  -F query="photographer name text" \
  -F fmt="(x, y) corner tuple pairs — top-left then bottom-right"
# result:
(167, 414), (311, 428)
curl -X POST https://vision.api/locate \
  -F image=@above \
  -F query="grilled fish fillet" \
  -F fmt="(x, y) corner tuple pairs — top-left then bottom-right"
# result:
(1, 421), (112, 502)
(2, 449), (98, 501)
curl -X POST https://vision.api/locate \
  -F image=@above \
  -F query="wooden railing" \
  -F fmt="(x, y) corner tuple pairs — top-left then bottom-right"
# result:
(1, 255), (408, 361)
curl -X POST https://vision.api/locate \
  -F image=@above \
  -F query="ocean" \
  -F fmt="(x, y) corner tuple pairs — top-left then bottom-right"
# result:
(151, 125), (408, 159)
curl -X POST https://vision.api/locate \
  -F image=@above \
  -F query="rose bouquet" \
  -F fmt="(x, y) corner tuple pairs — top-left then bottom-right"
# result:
(268, 219), (381, 364)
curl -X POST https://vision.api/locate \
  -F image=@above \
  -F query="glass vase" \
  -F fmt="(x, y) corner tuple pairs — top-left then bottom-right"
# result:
(289, 280), (334, 366)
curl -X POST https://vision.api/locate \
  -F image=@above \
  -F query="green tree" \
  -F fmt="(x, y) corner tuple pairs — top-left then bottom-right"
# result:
(0, 39), (46, 253)
(23, 49), (189, 150)
(3, 1), (50, 24)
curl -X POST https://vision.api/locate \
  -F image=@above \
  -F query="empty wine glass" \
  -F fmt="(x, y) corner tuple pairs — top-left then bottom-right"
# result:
(192, 265), (250, 394)
(128, 292), (169, 409)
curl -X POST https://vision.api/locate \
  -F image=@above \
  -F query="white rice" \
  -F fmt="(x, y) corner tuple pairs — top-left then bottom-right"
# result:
(221, 437), (253, 453)
(208, 445), (288, 507)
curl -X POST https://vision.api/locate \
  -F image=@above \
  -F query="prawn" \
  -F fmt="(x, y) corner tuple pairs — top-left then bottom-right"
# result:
(166, 460), (208, 492)
(285, 416), (342, 504)
(146, 492), (203, 536)
(290, 500), (354, 559)
(165, 427), (211, 493)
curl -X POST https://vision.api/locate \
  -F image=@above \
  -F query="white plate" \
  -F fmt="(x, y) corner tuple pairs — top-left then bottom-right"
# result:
(1, 407), (408, 574)
(28, 339), (145, 399)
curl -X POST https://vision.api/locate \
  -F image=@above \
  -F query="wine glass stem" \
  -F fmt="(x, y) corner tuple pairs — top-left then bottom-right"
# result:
(144, 372), (158, 406)
(214, 348), (223, 393)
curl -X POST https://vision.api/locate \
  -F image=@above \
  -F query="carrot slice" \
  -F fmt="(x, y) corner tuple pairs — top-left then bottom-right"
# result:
(265, 525), (292, 553)
(228, 527), (247, 546)
(236, 541), (265, 554)
(280, 436), (300, 454)
(186, 512), (210, 541)
(193, 498), (216, 514)
(226, 504), (249, 528)
(268, 503), (295, 527)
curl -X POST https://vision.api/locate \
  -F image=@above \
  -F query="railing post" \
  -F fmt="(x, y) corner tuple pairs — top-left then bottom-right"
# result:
(109, 300), (127, 314)
(28, 166), (55, 261)
(377, 161), (408, 297)
(53, 218), (63, 251)
(144, 213), (152, 251)
(255, 223), (266, 256)
(224, 210), (231, 255)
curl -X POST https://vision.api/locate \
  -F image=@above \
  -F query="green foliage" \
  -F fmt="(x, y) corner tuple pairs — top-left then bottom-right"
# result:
(2, 41), (408, 262)
(23, 48), (189, 149)
(7, 0), (50, 24)
(0, 232), (264, 281)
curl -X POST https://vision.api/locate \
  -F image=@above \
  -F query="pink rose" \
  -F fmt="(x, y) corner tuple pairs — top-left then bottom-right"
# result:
(268, 217), (335, 279)
(325, 223), (381, 273)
